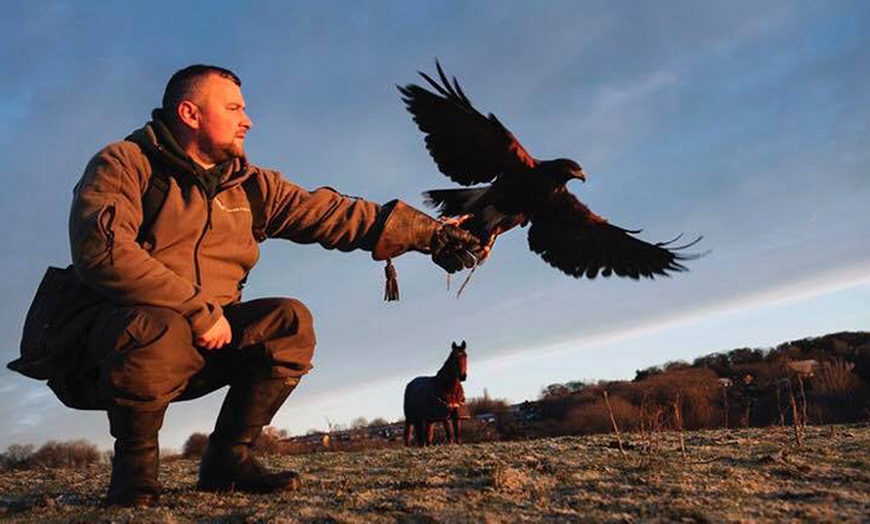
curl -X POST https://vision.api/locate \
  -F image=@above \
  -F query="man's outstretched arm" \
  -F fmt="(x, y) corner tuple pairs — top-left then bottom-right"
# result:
(254, 169), (483, 272)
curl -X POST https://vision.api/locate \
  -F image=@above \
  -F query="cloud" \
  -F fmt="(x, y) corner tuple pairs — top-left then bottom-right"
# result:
(575, 69), (679, 146)
(476, 260), (870, 374)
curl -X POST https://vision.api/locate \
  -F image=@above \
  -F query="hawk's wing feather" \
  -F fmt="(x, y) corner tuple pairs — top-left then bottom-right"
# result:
(528, 191), (701, 279)
(399, 61), (537, 186)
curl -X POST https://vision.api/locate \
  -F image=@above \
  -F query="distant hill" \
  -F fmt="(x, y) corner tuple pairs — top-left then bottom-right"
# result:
(469, 331), (870, 441)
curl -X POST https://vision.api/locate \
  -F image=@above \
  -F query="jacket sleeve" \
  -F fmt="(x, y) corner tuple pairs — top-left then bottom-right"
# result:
(258, 169), (438, 259)
(69, 143), (222, 337)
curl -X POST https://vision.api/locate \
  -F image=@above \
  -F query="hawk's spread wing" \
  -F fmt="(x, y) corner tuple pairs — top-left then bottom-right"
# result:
(399, 61), (537, 186)
(528, 191), (700, 279)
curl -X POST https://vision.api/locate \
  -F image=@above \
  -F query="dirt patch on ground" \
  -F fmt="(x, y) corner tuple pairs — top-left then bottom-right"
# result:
(1, 424), (868, 522)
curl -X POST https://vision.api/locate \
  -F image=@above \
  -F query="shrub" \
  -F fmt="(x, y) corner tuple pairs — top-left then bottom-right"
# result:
(811, 359), (860, 395)
(0, 444), (35, 471)
(181, 432), (209, 459)
(31, 440), (102, 469)
(2, 440), (102, 470)
(255, 426), (287, 455)
(565, 394), (640, 435)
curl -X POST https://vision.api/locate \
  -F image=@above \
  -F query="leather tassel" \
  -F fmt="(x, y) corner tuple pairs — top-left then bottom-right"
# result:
(384, 259), (399, 301)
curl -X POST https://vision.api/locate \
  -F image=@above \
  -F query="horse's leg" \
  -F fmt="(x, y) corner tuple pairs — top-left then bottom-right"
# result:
(443, 419), (454, 444)
(416, 420), (425, 447)
(404, 420), (413, 447)
(419, 421), (426, 447)
(454, 415), (462, 445)
(425, 421), (435, 446)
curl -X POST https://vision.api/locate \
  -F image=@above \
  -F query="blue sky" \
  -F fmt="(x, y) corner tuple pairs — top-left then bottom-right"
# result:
(1, 1), (868, 451)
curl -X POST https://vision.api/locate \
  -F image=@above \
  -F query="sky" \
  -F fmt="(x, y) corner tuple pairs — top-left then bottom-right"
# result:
(1, 0), (868, 452)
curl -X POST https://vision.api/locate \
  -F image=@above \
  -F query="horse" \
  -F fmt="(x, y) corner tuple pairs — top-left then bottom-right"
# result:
(403, 340), (469, 446)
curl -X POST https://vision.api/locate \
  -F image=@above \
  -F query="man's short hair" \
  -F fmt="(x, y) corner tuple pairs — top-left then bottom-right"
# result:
(161, 64), (241, 121)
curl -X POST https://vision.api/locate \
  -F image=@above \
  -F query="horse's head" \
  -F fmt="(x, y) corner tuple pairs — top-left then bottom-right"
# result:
(451, 340), (468, 382)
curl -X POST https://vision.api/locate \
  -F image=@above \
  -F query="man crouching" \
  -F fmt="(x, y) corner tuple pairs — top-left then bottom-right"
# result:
(38, 65), (482, 506)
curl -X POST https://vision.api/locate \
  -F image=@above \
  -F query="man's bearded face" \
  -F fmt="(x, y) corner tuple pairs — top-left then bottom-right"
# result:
(190, 74), (252, 165)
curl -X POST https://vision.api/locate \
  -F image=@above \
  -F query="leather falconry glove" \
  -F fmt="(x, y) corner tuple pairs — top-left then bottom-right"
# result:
(372, 201), (485, 300)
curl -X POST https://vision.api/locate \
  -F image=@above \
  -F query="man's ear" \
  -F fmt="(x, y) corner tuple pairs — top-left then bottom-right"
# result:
(177, 100), (200, 129)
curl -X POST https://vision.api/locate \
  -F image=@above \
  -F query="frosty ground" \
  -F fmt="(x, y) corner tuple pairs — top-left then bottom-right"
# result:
(1, 424), (868, 522)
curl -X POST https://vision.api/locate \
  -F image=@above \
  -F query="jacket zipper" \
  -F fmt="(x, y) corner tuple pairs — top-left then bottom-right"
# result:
(193, 181), (213, 287)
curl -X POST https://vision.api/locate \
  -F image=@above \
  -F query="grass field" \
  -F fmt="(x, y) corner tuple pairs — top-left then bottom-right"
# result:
(1, 424), (868, 522)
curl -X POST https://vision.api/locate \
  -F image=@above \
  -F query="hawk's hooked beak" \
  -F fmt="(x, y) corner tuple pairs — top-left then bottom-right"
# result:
(575, 168), (587, 182)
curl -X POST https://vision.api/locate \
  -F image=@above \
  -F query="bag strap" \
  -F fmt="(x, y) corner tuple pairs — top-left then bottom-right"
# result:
(138, 171), (170, 244)
(241, 174), (267, 243)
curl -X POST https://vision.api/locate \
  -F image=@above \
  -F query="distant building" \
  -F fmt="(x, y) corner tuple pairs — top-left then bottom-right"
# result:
(511, 401), (541, 423)
(786, 359), (819, 377)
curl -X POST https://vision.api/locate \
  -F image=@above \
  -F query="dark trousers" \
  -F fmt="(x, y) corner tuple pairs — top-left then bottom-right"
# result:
(51, 298), (315, 411)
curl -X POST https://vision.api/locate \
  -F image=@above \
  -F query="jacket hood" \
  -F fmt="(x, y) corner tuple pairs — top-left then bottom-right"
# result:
(126, 109), (251, 190)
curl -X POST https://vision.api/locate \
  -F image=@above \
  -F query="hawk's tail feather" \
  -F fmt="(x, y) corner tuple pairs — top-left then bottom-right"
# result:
(422, 187), (488, 217)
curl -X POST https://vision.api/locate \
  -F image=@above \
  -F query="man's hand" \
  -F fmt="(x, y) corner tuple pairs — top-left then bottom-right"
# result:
(196, 314), (232, 350)
(430, 224), (485, 273)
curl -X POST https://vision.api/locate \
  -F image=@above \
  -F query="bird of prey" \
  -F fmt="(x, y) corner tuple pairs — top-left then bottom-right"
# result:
(398, 61), (702, 281)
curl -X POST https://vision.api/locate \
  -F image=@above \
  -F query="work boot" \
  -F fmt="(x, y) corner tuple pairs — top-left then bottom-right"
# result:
(106, 406), (166, 507)
(198, 376), (301, 493)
